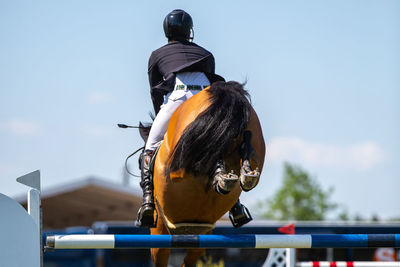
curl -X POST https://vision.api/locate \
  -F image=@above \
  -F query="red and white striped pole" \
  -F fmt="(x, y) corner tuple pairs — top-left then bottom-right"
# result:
(297, 262), (400, 267)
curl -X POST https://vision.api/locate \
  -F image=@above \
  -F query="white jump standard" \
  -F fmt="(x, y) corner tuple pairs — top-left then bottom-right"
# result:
(45, 234), (400, 249)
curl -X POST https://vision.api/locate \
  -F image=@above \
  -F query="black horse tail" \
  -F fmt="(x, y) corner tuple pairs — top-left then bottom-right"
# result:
(166, 81), (252, 177)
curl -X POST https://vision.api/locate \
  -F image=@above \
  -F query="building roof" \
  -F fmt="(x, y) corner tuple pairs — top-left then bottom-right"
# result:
(16, 177), (142, 229)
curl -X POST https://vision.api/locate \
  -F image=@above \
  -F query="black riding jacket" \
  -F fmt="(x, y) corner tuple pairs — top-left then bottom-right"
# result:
(148, 40), (224, 114)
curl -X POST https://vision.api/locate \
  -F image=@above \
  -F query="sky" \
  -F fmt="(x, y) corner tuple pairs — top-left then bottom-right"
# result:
(1, 0), (399, 220)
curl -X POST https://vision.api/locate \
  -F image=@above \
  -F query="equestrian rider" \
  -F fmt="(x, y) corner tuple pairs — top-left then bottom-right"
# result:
(137, 9), (252, 228)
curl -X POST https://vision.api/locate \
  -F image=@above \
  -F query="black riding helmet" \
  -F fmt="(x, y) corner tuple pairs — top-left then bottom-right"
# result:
(163, 9), (193, 40)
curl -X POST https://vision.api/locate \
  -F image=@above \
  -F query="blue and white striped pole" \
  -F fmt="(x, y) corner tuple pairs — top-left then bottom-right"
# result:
(46, 234), (400, 249)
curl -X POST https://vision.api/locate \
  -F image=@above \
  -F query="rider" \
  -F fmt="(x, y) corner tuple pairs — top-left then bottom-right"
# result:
(137, 9), (252, 228)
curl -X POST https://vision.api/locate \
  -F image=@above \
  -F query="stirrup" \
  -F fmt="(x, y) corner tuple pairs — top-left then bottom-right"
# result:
(229, 203), (252, 228)
(136, 203), (156, 228)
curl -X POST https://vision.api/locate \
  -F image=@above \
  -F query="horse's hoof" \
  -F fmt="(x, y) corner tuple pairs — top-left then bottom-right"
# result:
(213, 171), (238, 195)
(239, 167), (260, 192)
(136, 205), (156, 228)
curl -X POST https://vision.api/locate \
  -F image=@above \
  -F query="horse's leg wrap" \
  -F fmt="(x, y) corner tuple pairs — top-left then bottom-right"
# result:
(137, 150), (156, 228)
(229, 199), (252, 228)
(211, 160), (238, 195)
(239, 131), (260, 192)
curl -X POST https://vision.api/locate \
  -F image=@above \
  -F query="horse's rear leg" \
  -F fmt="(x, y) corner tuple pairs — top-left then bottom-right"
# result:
(180, 229), (212, 267)
(240, 130), (260, 191)
(150, 217), (170, 267)
(181, 248), (206, 267)
(151, 248), (171, 267)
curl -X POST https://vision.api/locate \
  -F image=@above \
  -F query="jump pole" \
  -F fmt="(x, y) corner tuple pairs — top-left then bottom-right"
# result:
(46, 234), (400, 249)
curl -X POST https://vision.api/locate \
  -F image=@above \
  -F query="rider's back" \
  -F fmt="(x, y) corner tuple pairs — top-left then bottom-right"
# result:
(148, 40), (214, 76)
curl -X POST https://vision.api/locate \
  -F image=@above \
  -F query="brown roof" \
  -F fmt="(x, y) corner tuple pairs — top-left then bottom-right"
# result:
(16, 177), (142, 229)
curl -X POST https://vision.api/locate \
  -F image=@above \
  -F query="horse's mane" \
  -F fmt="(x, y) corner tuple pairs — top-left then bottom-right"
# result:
(166, 81), (251, 177)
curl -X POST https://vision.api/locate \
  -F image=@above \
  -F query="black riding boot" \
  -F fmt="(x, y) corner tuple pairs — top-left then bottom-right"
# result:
(229, 199), (252, 228)
(136, 150), (156, 227)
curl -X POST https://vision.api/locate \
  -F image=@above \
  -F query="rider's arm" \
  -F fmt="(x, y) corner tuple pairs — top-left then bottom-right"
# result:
(148, 53), (164, 114)
(209, 54), (216, 74)
(150, 90), (164, 115)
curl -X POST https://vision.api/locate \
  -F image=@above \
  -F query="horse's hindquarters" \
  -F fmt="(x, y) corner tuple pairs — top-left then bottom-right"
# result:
(151, 84), (265, 236)
(153, 159), (241, 229)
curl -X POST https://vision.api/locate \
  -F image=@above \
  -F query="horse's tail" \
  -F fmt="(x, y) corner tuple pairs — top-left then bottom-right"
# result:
(166, 81), (252, 177)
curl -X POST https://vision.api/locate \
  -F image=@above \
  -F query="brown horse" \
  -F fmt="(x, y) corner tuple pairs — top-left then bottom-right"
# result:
(150, 81), (265, 267)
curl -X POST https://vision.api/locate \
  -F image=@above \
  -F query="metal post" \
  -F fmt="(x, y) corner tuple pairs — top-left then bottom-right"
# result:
(28, 188), (42, 267)
(326, 248), (334, 261)
(17, 170), (42, 267)
(28, 188), (40, 230)
(286, 248), (296, 267)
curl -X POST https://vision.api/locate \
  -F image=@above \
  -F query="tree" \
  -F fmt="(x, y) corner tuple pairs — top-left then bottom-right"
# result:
(257, 162), (337, 221)
(337, 208), (350, 221)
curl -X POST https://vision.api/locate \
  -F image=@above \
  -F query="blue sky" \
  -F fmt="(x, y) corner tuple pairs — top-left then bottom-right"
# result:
(1, 0), (399, 220)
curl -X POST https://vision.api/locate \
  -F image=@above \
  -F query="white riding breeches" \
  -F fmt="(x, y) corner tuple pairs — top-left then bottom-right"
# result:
(145, 72), (210, 151)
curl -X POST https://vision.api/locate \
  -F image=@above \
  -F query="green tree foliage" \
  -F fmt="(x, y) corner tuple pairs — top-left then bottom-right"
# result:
(337, 208), (350, 221)
(388, 217), (400, 222)
(257, 162), (337, 221)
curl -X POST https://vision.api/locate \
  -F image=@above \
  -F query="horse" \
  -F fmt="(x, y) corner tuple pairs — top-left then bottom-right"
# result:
(149, 81), (265, 267)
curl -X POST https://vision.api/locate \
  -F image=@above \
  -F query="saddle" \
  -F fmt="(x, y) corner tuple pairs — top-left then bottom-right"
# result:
(138, 121), (184, 180)
(138, 121), (152, 143)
